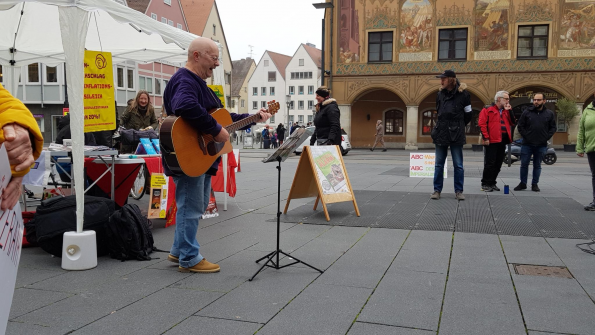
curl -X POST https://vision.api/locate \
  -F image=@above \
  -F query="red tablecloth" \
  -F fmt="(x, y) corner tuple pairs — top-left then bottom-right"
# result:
(84, 158), (142, 207)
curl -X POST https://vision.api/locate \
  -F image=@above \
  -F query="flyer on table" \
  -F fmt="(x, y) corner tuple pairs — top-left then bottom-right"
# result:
(310, 146), (349, 195)
(83, 50), (116, 133)
(0, 144), (24, 335)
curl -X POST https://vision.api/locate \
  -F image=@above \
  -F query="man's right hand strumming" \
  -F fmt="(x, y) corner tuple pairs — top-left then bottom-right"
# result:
(214, 127), (230, 142)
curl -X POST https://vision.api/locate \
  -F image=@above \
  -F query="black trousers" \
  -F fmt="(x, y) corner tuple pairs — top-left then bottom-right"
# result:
(481, 142), (506, 186)
(588, 152), (595, 202)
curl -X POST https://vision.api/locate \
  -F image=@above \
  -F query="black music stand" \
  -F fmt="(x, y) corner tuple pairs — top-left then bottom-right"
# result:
(249, 128), (323, 281)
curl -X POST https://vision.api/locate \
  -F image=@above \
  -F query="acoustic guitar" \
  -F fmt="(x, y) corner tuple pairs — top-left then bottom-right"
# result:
(160, 101), (280, 177)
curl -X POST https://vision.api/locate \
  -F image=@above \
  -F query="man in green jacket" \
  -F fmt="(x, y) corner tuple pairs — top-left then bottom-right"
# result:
(577, 96), (595, 211)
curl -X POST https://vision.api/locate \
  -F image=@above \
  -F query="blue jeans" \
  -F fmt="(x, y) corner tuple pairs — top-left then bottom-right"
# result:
(171, 174), (211, 268)
(434, 144), (464, 193)
(520, 145), (547, 185)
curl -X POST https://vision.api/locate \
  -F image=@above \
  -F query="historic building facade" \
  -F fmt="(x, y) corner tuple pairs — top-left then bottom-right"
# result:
(322, 0), (595, 149)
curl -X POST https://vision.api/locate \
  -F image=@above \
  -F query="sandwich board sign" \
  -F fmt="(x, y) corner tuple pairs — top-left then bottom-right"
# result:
(284, 145), (359, 221)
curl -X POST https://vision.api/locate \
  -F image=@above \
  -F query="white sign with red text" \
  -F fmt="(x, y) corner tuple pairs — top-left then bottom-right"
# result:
(409, 152), (447, 178)
(0, 144), (24, 335)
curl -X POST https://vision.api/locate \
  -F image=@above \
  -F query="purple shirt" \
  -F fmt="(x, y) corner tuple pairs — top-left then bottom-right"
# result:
(162, 68), (251, 176)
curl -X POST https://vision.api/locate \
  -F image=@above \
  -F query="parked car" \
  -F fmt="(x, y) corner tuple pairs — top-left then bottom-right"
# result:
(294, 127), (351, 156)
(504, 140), (557, 165)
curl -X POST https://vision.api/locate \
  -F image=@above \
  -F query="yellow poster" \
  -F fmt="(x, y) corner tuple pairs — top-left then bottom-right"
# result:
(83, 50), (116, 132)
(208, 85), (226, 108)
(148, 173), (168, 219)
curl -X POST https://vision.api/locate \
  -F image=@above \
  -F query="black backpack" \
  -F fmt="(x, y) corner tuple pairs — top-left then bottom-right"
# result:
(34, 195), (115, 257)
(106, 204), (157, 261)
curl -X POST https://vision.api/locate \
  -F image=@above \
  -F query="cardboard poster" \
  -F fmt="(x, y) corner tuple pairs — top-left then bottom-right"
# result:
(83, 50), (116, 132)
(208, 85), (226, 108)
(148, 173), (168, 219)
(309, 146), (349, 195)
(409, 152), (447, 178)
(0, 144), (24, 335)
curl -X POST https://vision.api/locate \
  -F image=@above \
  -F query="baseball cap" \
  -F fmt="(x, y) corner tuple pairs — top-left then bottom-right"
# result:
(436, 70), (456, 78)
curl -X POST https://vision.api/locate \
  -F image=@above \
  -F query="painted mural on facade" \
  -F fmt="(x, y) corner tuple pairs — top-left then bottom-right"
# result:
(339, 0), (362, 63)
(399, 0), (433, 53)
(559, 0), (595, 52)
(436, 0), (474, 26)
(474, 0), (509, 52)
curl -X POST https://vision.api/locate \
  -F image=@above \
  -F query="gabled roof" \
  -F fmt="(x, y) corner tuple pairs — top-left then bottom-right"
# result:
(127, 0), (151, 14)
(179, 0), (215, 35)
(302, 43), (322, 68)
(231, 58), (255, 96)
(267, 51), (291, 80)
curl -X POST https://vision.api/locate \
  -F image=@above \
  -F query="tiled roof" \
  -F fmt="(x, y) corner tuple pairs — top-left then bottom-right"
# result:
(231, 58), (254, 96)
(179, 0), (215, 35)
(127, 0), (151, 14)
(302, 43), (322, 68)
(267, 51), (291, 80)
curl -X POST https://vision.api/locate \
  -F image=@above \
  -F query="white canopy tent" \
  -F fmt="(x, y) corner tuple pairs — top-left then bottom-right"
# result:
(0, 1), (225, 258)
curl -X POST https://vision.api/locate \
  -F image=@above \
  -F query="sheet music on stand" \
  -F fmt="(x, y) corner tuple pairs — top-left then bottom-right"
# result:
(263, 127), (314, 163)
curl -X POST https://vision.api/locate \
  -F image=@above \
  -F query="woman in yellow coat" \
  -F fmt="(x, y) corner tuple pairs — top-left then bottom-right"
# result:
(0, 83), (44, 210)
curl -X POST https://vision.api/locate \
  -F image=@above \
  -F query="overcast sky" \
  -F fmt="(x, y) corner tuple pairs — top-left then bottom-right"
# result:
(216, 0), (325, 62)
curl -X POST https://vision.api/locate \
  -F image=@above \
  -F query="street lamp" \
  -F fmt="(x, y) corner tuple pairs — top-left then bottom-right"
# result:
(313, 1), (334, 88)
(286, 94), (291, 139)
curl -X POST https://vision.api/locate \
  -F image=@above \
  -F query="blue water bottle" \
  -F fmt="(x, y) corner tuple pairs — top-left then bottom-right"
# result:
(504, 185), (509, 194)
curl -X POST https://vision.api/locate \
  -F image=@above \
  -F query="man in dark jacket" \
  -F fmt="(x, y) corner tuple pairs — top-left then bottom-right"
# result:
(431, 70), (472, 201)
(514, 93), (556, 192)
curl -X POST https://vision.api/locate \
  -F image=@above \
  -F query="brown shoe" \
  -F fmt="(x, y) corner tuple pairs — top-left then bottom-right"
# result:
(430, 191), (440, 200)
(179, 259), (220, 273)
(455, 192), (465, 201)
(168, 254), (179, 263)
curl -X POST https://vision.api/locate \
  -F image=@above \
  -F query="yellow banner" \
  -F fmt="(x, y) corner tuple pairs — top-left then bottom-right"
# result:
(208, 85), (226, 108)
(83, 50), (116, 132)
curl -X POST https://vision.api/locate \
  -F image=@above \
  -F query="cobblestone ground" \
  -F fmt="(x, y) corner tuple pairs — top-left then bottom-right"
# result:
(10, 149), (595, 335)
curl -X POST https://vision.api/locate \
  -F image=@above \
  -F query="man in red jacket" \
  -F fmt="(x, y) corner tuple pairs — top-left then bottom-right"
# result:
(479, 91), (515, 192)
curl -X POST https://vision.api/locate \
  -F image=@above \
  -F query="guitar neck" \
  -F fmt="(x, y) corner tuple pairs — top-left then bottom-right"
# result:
(224, 113), (262, 133)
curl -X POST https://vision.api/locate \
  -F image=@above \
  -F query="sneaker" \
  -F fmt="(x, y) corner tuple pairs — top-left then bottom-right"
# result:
(491, 185), (500, 192)
(370, 149), (374, 152)
(531, 184), (540, 192)
(481, 184), (493, 192)
(430, 191), (440, 200)
(585, 202), (595, 211)
(514, 183), (527, 191)
(168, 254), (179, 263)
(179, 259), (220, 273)
(382, 149), (387, 152)
(455, 192), (465, 200)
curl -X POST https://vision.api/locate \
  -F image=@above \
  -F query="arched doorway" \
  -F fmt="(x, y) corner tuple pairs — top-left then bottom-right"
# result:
(416, 88), (486, 148)
(509, 86), (565, 144)
(351, 89), (407, 148)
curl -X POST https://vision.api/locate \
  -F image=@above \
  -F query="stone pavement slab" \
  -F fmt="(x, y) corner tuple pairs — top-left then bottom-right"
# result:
(500, 235), (565, 266)
(347, 322), (435, 335)
(391, 230), (452, 274)
(9, 288), (72, 320)
(257, 284), (372, 335)
(196, 267), (319, 324)
(514, 274), (595, 335)
(315, 228), (408, 289)
(163, 316), (261, 335)
(358, 269), (445, 331)
(71, 288), (222, 335)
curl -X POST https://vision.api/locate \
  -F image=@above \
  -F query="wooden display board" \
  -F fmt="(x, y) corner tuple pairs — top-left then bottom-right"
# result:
(284, 145), (359, 221)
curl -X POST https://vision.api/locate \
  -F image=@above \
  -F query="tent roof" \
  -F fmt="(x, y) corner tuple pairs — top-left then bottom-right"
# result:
(0, 0), (206, 67)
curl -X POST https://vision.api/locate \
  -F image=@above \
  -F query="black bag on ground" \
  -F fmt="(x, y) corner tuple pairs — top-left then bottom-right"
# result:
(34, 195), (115, 257)
(106, 204), (156, 261)
(119, 128), (158, 145)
